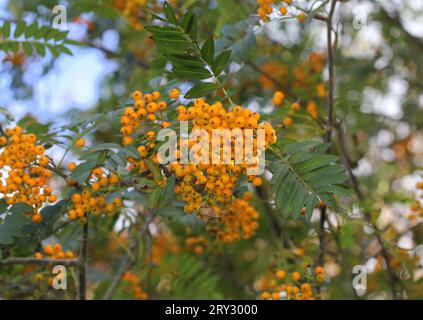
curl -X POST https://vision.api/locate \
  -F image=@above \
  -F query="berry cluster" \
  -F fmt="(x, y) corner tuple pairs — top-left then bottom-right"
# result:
(215, 195), (260, 243)
(185, 235), (208, 254)
(406, 181), (423, 222)
(67, 167), (122, 220)
(112, 0), (150, 30)
(121, 271), (149, 300)
(257, 266), (324, 300)
(272, 91), (302, 128)
(257, 0), (305, 23)
(34, 243), (75, 260)
(0, 126), (56, 223)
(151, 231), (181, 264)
(121, 89), (277, 243)
(171, 98), (276, 213)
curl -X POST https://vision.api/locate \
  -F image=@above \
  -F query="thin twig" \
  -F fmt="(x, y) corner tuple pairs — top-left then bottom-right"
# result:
(318, 0), (338, 266)
(102, 255), (131, 300)
(78, 221), (89, 300)
(0, 257), (79, 266)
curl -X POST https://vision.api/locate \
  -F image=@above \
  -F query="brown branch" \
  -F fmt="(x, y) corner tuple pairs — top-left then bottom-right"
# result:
(0, 257), (79, 266)
(78, 221), (89, 300)
(318, 0), (338, 267)
(102, 255), (132, 300)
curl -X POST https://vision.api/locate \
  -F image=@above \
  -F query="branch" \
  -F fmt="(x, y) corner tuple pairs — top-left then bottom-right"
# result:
(0, 257), (79, 266)
(78, 221), (89, 300)
(102, 255), (132, 300)
(318, 0), (338, 266)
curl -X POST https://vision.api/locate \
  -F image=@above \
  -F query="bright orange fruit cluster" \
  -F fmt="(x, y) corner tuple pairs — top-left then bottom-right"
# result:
(67, 167), (122, 220)
(122, 271), (149, 300)
(257, 266), (324, 300)
(0, 126), (56, 223)
(34, 243), (75, 260)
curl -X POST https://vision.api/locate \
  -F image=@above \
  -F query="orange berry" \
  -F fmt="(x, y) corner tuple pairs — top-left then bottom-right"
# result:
(76, 139), (85, 148)
(271, 292), (280, 300)
(291, 102), (300, 111)
(34, 145), (45, 155)
(32, 214), (42, 223)
(276, 270), (286, 280)
(169, 88), (180, 99)
(68, 162), (77, 171)
(297, 12), (306, 22)
(252, 177), (262, 186)
(132, 90), (143, 101)
(315, 266), (324, 275)
(261, 292), (270, 300)
(283, 117), (293, 127)
(44, 245), (54, 255)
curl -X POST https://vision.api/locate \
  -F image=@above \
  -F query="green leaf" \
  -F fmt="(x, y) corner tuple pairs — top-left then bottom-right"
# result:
(10, 203), (33, 215)
(1, 21), (11, 38)
(181, 11), (195, 35)
(163, 1), (177, 24)
(148, 187), (162, 208)
(0, 210), (30, 245)
(22, 42), (33, 56)
(63, 39), (84, 46)
(34, 25), (50, 40)
(270, 141), (348, 220)
(90, 143), (121, 152)
(145, 25), (184, 36)
(9, 41), (19, 54)
(159, 175), (176, 206)
(211, 50), (231, 75)
(33, 43), (46, 57)
(25, 21), (39, 38)
(184, 82), (216, 99)
(201, 37), (215, 65)
(166, 54), (204, 67)
(69, 161), (97, 184)
(145, 159), (162, 181)
(173, 65), (212, 80)
(120, 145), (140, 159)
(14, 21), (26, 38)
(0, 200), (8, 214)
(138, 178), (157, 188)
(151, 13), (168, 22)
(56, 44), (73, 56)
(47, 44), (59, 58)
